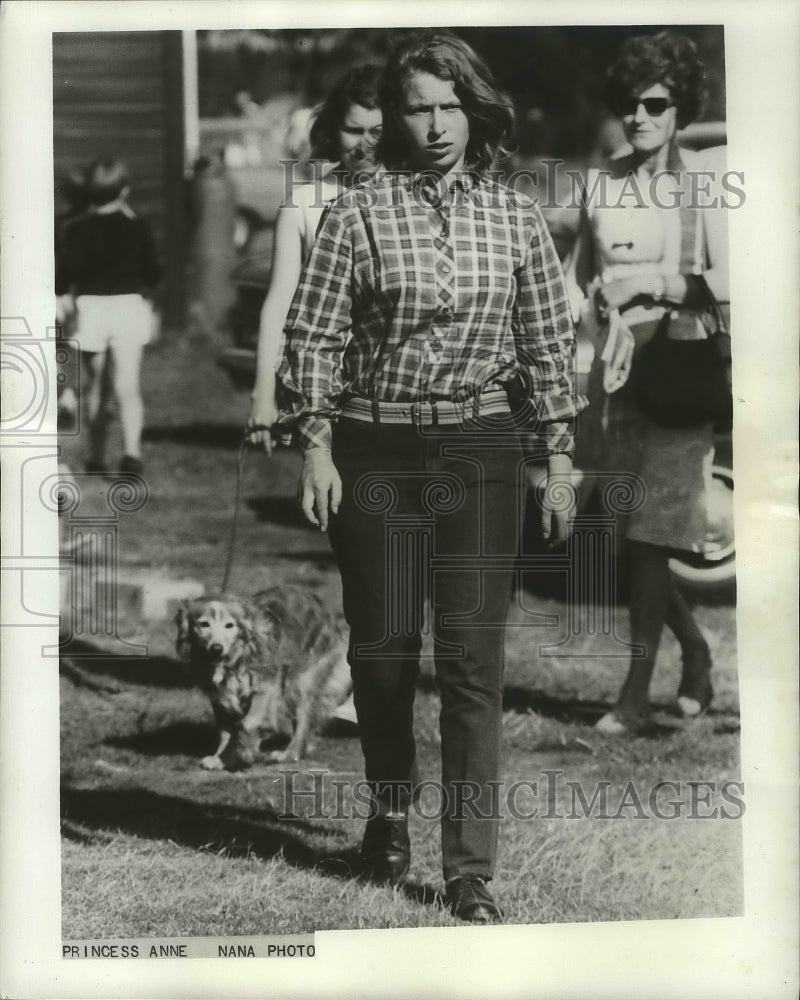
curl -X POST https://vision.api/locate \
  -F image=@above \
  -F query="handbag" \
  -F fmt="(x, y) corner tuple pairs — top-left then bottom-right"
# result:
(630, 277), (732, 431)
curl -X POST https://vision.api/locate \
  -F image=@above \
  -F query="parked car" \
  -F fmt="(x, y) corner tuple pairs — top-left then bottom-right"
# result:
(219, 224), (275, 390)
(219, 124), (734, 592)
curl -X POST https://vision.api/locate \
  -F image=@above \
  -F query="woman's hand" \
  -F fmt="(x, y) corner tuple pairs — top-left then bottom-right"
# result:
(298, 448), (342, 531)
(246, 388), (280, 455)
(541, 454), (575, 545)
(595, 274), (662, 319)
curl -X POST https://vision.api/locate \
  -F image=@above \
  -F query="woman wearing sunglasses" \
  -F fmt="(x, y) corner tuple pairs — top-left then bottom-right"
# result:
(566, 30), (730, 734)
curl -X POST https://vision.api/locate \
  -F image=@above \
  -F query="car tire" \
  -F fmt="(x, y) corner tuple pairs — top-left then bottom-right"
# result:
(668, 464), (736, 592)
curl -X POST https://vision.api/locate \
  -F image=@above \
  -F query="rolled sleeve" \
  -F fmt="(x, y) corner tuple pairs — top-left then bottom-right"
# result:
(515, 206), (588, 458)
(296, 416), (333, 451)
(275, 208), (353, 449)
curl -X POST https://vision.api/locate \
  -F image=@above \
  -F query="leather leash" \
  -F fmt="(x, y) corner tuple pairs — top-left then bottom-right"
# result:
(220, 430), (257, 595)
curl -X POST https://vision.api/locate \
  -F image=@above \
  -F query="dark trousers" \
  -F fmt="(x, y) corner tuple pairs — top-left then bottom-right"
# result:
(328, 416), (523, 880)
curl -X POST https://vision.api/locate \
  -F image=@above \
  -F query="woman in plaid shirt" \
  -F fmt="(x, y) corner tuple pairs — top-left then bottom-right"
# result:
(278, 30), (586, 923)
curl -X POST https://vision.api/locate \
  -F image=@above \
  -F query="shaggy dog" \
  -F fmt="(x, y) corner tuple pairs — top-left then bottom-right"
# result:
(175, 586), (351, 770)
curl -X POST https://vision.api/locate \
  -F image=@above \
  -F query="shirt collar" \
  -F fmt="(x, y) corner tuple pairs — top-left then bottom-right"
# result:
(395, 169), (481, 205)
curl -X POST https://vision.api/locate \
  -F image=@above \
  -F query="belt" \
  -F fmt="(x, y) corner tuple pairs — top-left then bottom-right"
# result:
(339, 390), (511, 427)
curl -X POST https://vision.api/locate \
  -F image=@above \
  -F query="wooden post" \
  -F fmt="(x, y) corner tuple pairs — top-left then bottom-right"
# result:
(187, 152), (236, 342)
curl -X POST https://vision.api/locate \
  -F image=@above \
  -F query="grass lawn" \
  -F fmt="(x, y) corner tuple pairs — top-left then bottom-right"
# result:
(59, 336), (743, 937)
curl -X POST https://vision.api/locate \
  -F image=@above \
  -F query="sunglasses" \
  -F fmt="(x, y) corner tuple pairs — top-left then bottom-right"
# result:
(618, 96), (673, 117)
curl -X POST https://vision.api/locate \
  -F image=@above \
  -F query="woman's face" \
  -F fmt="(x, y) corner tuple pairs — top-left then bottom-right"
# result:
(337, 104), (382, 174)
(399, 71), (470, 174)
(620, 81), (677, 156)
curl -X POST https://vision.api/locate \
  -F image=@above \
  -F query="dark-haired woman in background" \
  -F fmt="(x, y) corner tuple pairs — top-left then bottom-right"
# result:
(565, 30), (730, 734)
(247, 65), (383, 451)
(278, 30), (585, 921)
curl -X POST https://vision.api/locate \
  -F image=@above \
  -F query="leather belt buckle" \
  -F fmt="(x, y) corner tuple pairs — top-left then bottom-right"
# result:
(411, 401), (440, 427)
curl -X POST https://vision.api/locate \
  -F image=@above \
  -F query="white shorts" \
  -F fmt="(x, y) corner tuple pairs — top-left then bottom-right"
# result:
(73, 294), (154, 354)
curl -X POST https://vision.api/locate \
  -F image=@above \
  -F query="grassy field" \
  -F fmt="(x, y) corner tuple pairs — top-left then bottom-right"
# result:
(59, 336), (743, 937)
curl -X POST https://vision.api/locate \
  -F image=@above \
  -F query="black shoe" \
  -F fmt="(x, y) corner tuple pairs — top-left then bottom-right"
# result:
(360, 811), (410, 884)
(119, 455), (143, 476)
(445, 876), (503, 923)
(85, 459), (110, 476)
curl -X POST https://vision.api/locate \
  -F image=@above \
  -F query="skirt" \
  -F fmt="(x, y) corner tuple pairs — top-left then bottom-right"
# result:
(593, 365), (716, 555)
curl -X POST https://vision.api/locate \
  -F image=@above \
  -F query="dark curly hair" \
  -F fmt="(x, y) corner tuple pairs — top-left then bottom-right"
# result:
(605, 30), (708, 129)
(379, 30), (516, 172)
(309, 64), (383, 162)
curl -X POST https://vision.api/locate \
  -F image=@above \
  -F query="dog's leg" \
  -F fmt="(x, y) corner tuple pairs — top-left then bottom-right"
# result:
(217, 689), (274, 771)
(266, 694), (314, 763)
(242, 688), (272, 735)
(264, 645), (347, 763)
(201, 729), (231, 770)
(261, 681), (284, 736)
(221, 727), (261, 771)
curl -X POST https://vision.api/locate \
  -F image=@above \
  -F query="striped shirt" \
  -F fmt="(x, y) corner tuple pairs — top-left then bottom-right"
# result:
(277, 170), (587, 456)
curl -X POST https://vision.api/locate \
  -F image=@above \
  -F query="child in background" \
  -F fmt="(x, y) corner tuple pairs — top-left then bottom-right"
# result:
(54, 166), (92, 430)
(55, 157), (161, 476)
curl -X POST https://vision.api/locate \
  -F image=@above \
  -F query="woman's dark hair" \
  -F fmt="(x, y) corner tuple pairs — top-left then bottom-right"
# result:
(605, 30), (708, 129)
(309, 64), (383, 161)
(379, 30), (516, 172)
(85, 157), (130, 205)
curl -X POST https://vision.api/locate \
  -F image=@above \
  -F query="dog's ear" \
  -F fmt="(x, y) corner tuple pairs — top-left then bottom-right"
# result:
(174, 602), (192, 659)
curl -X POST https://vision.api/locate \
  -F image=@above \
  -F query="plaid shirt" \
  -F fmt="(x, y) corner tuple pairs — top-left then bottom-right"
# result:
(277, 170), (587, 456)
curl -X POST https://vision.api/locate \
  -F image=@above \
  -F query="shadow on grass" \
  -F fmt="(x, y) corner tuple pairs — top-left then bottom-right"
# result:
(107, 721), (217, 757)
(503, 685), (613, 725)
(60, 640), (194, 689)
(502, 686), (683, 738)
(60, 784), (441, 906)
(416, 672), (687, 738)
(105, 724), (355, 757)
(61, 783), (351, 869)
(498, 685), (738, 737)
(417, 671), (615, 725)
